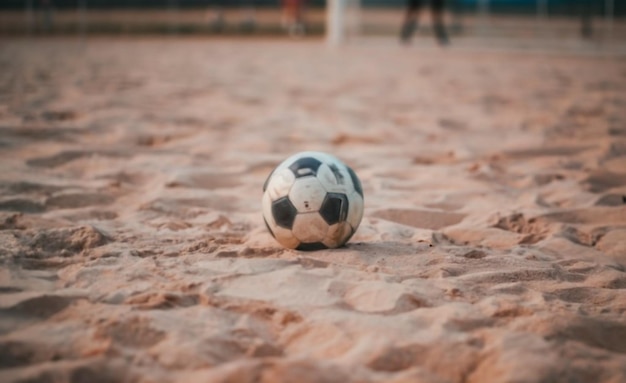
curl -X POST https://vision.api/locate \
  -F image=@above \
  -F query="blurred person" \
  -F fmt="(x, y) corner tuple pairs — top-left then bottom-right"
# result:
(580, 0), (593, 38)
(207, 0), (226, 32)
(40, 0), (54, 32)
(239, 1), (258, 32)
(400, 0), (449, 45)
(207, 0), (258, 33)
(282, 0), (306, 36)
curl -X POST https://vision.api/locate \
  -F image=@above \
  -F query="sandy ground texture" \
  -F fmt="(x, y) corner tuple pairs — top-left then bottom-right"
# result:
(0, 38), (626, 383)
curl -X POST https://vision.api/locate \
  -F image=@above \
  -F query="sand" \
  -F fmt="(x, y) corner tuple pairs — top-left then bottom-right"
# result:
(0, 37), (625, 383)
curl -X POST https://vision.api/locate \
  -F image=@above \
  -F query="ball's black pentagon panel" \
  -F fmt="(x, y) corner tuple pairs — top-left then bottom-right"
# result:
(271, 197), (298, 229)
(319, 193), (349, 225)
(288, 157), (323, 178)
(263, 217), (275, 238)
(296, 242), (329, 251)
(347, 166), (363, 197)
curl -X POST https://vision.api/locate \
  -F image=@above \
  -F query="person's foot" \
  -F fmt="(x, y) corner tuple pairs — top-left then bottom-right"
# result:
(435, 25), (449, 46)
(400, 20), (417, 44)
(289, 22), (305, 37)
(437, 33), (450, 46)
(240, 18), (256, 33)
(209, 14), (225, 33)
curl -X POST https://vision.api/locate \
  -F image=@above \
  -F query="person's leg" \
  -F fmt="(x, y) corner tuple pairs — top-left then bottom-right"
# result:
(294, 0), (304, 26)
(209, 0), (226, 32)
(295, 0), (306, 34)
(281, 0), (291, 29)
(580, 0), (592, 38)
(431, 0), (449, 45)
(400, 0), (422, 43)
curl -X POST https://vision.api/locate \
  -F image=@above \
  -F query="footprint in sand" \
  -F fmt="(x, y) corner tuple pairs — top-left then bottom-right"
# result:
(0, 126), (77, 145)
(2, 181), (65, 195)
(583, 170), (626, 193)
(331, 133), (383, 146)
(125, 292), (200, 310)
(0, 199), (45, 213)
(503, 145), (593, 160)
(483, 93), (513, 112)
(19, 225), (110, 256)
(0, 339), (59, 368)
(141, 196), (238, 217)
(372, 209), (466, 231)
(424, 200), (464, 212)
(548, 286), (616, 307)
(165, 172), (241, 190)
(542, 207), (626, 226)
(41, 109), (79, 122)
(1, 182), (104, 213)
(26, 151), (91, 168)
(595, 230), (626, 261)
(0, 286), (24, 293)
(490, 213), (549, 245)
(135, 132), (191, 147)
(368, 341), (481, 381)
(61, 210), (119, 222)
(608, 125), (626, 137)
(565, 104), (605, 118)
(529, 314), (626, 354)
(438, 118), (468, 132)
(45, 193), (116, 210)
(343, 282), (429, 315)
(96, 317), (165, 348)
(0, 294), (76, 320)
(493, 208), (626, 248)
(558, 226), (608, 247)
(26, 150), (130, 168)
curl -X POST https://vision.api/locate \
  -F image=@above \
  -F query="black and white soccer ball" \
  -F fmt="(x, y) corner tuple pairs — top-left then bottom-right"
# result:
(262, 151), (364, 250)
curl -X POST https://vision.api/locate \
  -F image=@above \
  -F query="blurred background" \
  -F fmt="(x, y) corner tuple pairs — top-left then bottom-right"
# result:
(0, 1), (623, 52)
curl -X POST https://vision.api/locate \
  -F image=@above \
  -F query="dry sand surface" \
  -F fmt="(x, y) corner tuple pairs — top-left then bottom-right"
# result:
(1, 37), (626, 383)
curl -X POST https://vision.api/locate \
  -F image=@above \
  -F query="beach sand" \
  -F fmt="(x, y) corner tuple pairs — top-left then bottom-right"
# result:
(0, 38), (625, 382)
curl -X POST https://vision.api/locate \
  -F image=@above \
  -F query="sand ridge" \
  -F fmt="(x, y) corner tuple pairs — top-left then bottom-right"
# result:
(0, 38), (626, 382)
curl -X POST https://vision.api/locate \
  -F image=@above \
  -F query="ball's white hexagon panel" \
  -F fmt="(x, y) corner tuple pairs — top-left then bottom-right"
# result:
(292, 212), (330, 243)
(262, 192), (274, 225)
(323, 222), (353, 248)
(266, 168), (296, 201)
(271, 225), (300, 249)
(289, 176), (327, 213)
(346, 191), (364, 231)
(312, 151), (344, 166)
(316, 162), (351, 194)
(272, 225), (300, 249)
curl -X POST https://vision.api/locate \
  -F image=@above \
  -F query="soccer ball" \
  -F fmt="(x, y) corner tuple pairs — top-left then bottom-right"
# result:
(262, 151), (364, 250)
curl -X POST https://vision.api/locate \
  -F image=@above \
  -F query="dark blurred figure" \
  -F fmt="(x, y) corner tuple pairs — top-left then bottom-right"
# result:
(208, 0), (227, 32)
(208, 0), (257, 33)
(282, 0), (306, 36)
(400, 0), (449, 45)
(580, 0), (593, 38)
(40, 0), (54, 33)
(239, 0), (257, 32)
